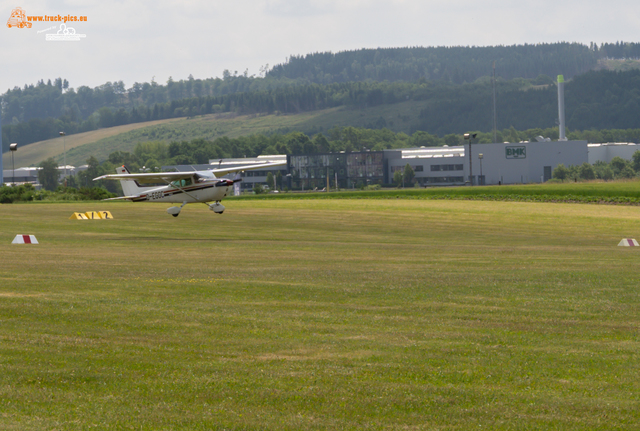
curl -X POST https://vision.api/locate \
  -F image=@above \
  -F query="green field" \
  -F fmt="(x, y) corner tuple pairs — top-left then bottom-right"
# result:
(2, 198), (640, 429)
(238, 180), (640, 204)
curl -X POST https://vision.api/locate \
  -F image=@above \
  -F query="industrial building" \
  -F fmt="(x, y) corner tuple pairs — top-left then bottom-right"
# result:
(1, 165), (84, 186)
(199, 140), (639, 192)
(387, 140), (590, 186)
(287, 152), (387, 190)
(4, 142), (640, 189)
(587, 143), (640, 164)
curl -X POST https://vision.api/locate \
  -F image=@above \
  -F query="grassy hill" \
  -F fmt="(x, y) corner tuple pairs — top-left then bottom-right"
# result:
(1, 118), (183, 168)
(3, 102), (427, 167)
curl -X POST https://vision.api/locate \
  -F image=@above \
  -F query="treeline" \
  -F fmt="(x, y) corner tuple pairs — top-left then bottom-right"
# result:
(7, 69), (640, 150)
(4, 42), (639, 126)
(0, 182), (115, 203)
(552, 156), (640, 182)
(0, 74), (300, 126)
(92, 126), (640, 172)
(267, 43), (633, 84)
(598, 42), (640, 59)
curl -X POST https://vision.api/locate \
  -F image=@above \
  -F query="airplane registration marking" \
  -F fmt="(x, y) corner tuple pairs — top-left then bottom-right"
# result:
(148, 191), (164, 200)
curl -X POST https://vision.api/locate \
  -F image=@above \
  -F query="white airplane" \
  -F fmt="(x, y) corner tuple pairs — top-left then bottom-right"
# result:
(93, 162), (286, 217)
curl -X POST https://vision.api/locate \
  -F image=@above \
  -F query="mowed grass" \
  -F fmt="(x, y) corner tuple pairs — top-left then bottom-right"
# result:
(236, 179), (640, 202)
(1, 199), (640, 429)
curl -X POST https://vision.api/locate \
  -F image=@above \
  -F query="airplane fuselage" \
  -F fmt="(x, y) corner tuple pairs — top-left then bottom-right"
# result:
(130, 179), (232, 204)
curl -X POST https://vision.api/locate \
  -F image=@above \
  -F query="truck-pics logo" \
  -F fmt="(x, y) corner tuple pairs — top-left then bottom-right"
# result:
(7, 7), (88, 41)
(506, 146), (526, 159)
(6, 7), (31, 28)
(46, 23), (86, 41)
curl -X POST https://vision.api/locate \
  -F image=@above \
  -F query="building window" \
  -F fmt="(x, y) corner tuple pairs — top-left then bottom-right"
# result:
(431, 164), (463, 172)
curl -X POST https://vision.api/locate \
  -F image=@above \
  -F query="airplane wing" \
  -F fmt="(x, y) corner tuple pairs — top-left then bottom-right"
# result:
(93, 161), (287, 183)
(93, 171), (199, 184)
(209, 161), (287, 176)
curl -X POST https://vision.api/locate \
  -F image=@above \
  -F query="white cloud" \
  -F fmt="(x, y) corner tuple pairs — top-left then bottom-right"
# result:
(0, 0), (639, 91)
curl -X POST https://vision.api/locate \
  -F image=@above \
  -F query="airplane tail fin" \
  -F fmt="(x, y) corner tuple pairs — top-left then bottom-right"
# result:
(116, 166), (145, 196)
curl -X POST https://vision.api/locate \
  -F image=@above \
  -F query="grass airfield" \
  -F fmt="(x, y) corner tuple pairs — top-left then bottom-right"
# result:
(1, 198), (640, 429)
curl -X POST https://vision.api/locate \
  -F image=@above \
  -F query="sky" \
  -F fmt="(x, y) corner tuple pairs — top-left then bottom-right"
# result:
(2, 0), (640, 93)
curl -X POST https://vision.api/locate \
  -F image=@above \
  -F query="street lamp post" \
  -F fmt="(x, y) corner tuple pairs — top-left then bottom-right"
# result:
(9, 143), (17, 186)
(464, 133), (477, 185)
(59, 131), (67, 184)
(478, 153), (483, 185)
(285, 173), (292, 192)
(300, 167), (304, 192)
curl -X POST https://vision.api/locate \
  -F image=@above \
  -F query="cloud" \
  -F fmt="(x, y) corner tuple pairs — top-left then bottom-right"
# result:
(1, 0), (639, 91)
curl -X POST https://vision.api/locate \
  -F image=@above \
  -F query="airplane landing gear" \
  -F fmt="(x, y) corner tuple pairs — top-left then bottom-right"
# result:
(167, 201), (188, 217)
(209, 202), (225, 214)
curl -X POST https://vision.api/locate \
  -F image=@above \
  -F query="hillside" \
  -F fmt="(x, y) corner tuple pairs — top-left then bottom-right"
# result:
(267, 43), (599, 84)
(2, 118), (182, 168)
(4, 42), (640, 149)
(4, 102), (430, 167)
(6, 67), (640, 167)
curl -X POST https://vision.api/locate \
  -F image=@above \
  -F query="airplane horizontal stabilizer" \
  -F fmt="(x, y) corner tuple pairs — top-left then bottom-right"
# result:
(101, 195), (139, 201)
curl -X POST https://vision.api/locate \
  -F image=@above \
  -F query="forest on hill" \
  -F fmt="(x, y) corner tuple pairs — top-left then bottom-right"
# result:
(6, 42), (635, 123)
(3, 42), (640, 151)
(5, 69), (640, 149)
(267, 42), (640, 84)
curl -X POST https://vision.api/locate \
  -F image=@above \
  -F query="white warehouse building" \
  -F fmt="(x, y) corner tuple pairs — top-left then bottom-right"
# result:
(386, 140), (589, 186)
(386, 140), (640, 186)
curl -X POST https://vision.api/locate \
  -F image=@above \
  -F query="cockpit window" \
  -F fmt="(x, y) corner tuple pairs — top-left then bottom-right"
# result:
(171, 178), (192, 188)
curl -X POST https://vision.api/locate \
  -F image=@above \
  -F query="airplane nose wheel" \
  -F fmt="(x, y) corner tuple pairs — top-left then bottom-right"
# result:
(209, 202), (225, 214)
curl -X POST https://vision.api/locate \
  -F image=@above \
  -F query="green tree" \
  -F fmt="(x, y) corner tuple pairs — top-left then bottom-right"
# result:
(275, 171), (282, 191)
(266, 172), (275, 190)
(85, 156), (101, 180)
(619, 165), (636, 179)
(610, 157), (628, 175)
(38, 158), (59, 191)
(443, 134), (461, 146)
(403, 163), (415, 185)
(568, 165), (580, 182)
(632, 150), (640, 172)
(393, 170), (403, 187)
(411, 131), (440, 147)
(601, 166), (614, 181)
(579, 162), (596, 180)
(145, 158), (161, 172)
(253, 184), (265, 194)
(552, 164), (569, 181)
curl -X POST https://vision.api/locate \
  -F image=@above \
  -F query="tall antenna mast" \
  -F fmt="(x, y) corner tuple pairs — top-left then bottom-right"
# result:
(557, 75), (567, 141)
(492, 61), (497, 143)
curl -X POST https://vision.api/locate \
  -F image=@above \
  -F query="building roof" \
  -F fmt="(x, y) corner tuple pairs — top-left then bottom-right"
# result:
(400, 146), (465, 159)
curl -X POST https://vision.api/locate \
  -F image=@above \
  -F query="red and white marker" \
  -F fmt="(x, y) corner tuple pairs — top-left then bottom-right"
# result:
(12, 235), (39, 244)
(618, 238), (639, 247)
